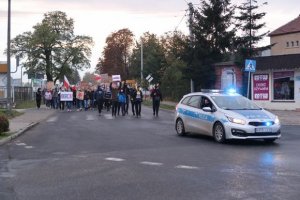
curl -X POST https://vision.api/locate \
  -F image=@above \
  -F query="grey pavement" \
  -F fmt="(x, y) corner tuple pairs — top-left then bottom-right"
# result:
(0, 101), (299, 146)
(0, 105), (56, 146)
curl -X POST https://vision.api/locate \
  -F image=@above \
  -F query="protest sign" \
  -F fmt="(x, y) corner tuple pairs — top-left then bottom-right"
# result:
(60, 91), (73, 101)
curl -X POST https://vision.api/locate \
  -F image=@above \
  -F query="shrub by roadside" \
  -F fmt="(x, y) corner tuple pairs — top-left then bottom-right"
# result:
(0, 116), (9, 134)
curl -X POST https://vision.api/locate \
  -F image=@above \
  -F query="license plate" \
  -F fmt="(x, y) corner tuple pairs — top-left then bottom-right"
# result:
(255, 128), (272, 133)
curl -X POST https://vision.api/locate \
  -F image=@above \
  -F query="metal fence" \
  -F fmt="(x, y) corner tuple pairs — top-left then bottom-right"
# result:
(0, 86), (33, 108)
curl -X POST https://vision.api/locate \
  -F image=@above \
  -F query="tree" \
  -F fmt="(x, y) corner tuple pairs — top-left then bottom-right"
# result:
(187, 0), (236, 90)
(234, 0), (269, 61)
(10, 11), (94, 83)
(98, 28), (134, 80)
(129, 32), (166, 84)
(160, 31), (190, 100)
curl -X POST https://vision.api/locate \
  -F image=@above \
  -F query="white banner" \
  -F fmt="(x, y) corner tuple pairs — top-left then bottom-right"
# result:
(60, 91), (73, 101)
(112, 75), (121, 82)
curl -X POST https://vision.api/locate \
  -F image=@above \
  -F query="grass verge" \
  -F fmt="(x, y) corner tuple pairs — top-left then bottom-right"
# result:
(0, 109), (23, 119)
(143, 100), (176, 110)
(15, 100), (36, 109)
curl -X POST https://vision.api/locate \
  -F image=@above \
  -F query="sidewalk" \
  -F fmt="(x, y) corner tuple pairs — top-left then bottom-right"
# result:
(0, 106), (56, 146)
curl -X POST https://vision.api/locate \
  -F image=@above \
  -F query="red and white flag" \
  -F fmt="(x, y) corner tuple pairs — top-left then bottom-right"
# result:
(64, 75), (70, 89)
(94, 74), (101, 81)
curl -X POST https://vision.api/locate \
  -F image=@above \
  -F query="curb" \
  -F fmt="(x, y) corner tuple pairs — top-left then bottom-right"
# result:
(0, 122), (40, 146)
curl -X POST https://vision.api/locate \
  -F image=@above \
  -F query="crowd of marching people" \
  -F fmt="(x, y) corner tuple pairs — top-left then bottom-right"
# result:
(35, 81), (163, 118)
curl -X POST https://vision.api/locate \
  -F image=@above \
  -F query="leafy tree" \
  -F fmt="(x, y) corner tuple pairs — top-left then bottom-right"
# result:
(129, 32), (166, 84)
(98, 28), (134, 80)
(187, 0), (236, 90)
(160, 31), (190, 100)
(10, 11), (94, 83)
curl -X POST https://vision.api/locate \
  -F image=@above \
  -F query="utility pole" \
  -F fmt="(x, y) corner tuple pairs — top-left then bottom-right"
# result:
(6, 0), (12, 112)
(140, 38), (143, 82)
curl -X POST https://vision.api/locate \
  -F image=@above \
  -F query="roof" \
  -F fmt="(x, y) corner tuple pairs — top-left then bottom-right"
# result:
(254, 54), (300, 70)
(269, 15), (300, 36)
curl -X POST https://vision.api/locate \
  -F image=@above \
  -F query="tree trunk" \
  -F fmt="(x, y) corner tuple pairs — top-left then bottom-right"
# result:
(45, 50), (53, 81)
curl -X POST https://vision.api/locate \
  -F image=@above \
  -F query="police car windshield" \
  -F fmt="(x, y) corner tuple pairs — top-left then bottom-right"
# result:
(211, 95), (261, 110)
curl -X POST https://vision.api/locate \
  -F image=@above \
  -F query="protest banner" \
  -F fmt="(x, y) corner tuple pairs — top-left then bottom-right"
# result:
(76, 91), (84, 100)
(60, 91), (73, 101)
(112, 75), (121, 82)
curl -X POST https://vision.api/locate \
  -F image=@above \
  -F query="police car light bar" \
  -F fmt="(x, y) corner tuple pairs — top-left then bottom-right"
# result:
(201, 89), (224, 93)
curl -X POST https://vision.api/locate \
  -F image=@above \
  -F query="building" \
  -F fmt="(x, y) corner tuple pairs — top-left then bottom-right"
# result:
(213, 15), (300, 110)
(252, 15), (300, 110)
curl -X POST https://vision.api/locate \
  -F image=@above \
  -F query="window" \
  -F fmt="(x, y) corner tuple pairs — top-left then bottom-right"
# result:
(286, 42), (289, 47)
(291, 41), (294, 47)
(181, 96), (191, 105)
(297, 41), (299, 46)
(187, 95), (201, 108)
(273, 71), (294, 100)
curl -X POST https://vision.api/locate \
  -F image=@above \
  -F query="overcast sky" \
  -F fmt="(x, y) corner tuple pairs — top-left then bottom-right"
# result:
(0, 0), (299, 81)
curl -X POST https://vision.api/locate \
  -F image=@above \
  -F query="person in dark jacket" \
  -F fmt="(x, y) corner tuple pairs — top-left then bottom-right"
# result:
(95, 85), (104, 115)
(36, 88), (42, 109)
(110, 81), (121, 117)
(134, 86), (143, 117)
(129, 87), (136, 116)
(150, 84), (163, 116)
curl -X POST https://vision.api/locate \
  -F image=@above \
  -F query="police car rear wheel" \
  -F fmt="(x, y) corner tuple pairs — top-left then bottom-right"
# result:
(176, 119), (186, 136)
(213, 122), (226, 143)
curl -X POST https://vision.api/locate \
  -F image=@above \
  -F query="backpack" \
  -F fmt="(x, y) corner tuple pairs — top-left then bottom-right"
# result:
(96, 90), (104, 101)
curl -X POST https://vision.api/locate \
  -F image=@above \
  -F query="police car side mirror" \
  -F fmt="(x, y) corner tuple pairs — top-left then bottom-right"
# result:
(202, 107), (212, 112)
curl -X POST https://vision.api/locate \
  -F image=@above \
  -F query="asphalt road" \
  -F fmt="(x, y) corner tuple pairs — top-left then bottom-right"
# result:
(0, 105), (300, 200)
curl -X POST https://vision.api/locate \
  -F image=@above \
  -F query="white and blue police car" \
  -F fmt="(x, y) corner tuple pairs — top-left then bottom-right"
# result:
(175, 89), (281, 143)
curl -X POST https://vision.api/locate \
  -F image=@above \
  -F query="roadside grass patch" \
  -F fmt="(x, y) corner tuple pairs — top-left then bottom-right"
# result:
(15, 100), (36, 109)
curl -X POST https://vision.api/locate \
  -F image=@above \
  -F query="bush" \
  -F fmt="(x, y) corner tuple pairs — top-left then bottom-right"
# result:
(0, 116), (9, 133)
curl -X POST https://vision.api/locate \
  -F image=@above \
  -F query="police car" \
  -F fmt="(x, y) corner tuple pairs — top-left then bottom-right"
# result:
(175, 89), (281, 143)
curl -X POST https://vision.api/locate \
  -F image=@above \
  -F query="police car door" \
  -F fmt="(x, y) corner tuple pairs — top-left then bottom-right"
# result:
(185, 95), (202, 133)
(197, 96), (216, 136)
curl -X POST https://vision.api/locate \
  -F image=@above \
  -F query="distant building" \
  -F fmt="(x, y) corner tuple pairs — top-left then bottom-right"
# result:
(269, 15), (300, 56)
(252, 15), (300, 110)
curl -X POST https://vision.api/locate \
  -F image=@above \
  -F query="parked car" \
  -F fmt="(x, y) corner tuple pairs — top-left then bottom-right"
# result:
(175, 89), (281, 143)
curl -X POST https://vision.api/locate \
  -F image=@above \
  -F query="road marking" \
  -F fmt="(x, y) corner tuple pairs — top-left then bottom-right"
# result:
(105, 157), (125, 162)
(16, 143), (26, 146)
(175, 165), (199, 170)
(103, 114), (114, 119)
(86, 114), (95, 121)
(47, 116), (58, 122)
(140, 161), (163, 166)
(25, 146), (34, 149)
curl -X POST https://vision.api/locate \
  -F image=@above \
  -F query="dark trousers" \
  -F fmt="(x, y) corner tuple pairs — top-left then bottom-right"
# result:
(60, 101), (65, 110)
(36, 99), (41, 109)
(118, 102), (126, 116)
(111, 100), (118, 116)
(131, 100), (135, 115)
(135, 101), (142, 116)
(97, 100), (103, 114)
(153, 100), (160, 116)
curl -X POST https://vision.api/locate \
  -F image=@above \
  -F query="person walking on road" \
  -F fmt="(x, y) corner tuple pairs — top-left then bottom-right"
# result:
(151, 84), (163, 116)
(118, 89), (127, 116)
(129, 87), (136, 116)
(95, 85), (104, 115)
(134, 86), (143, 118)
(110, 81), (120, 117)
(36, 88), (42, 109)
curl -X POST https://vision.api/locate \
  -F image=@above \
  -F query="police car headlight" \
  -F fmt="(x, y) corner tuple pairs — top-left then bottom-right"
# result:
(274, 116), (280, 125)
(226, 116), (246, 125)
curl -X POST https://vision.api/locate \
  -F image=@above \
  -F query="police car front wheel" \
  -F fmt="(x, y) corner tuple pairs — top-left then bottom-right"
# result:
(176, 119), (186, 136)
(213, 122), (226, 143)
